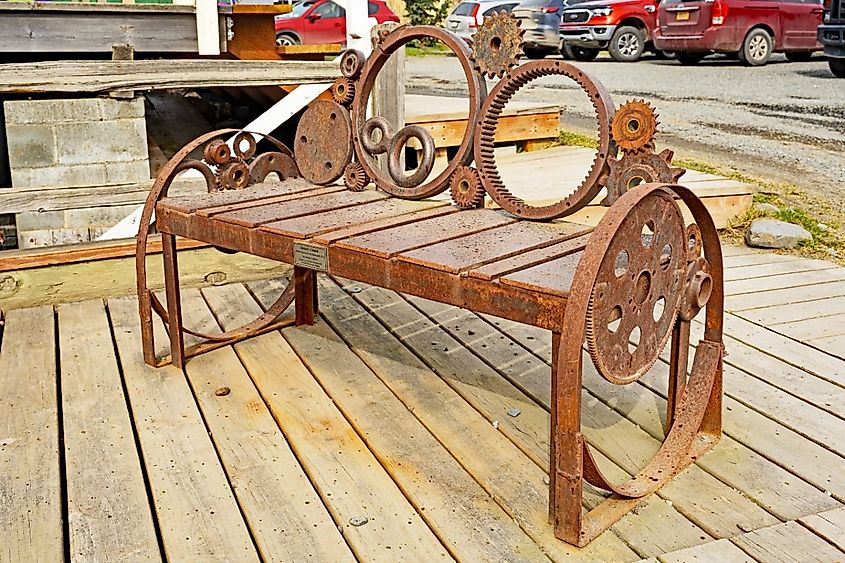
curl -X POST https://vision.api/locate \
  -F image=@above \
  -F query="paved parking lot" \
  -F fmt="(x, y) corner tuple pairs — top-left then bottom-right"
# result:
(407, 53), (845, 203)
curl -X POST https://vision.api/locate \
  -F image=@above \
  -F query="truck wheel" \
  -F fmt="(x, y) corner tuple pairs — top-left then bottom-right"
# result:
(831, 58), (845, 78)
(676, 52), (705, 65)
(524, 47), (550, 59)
(609, 26), (645, 62)
(739, 28), (772, 66)
(785, 51), (813, 62)
(563, 44), (600, 62)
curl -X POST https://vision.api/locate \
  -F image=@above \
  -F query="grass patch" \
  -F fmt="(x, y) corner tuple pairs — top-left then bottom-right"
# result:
(405, 43), (452, 57)
(554, 130), (599, 149)
(555, 128), (844, 264)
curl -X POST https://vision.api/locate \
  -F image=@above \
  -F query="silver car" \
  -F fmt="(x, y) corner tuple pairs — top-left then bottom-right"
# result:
(444, 0), (520, 43)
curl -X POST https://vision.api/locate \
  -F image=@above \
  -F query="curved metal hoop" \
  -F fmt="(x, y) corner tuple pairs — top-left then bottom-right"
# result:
(474, 60), (616, 220)
(136, 129), (299, 366)
(558, 182), (724, 499)
(350, 25), (487, 199)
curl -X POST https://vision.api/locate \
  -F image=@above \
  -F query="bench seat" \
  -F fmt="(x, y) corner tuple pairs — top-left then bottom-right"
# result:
(156, 179), (593, 331)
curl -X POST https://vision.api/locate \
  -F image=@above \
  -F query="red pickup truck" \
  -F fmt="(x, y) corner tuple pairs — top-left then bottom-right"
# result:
(559, 0), (661, 61)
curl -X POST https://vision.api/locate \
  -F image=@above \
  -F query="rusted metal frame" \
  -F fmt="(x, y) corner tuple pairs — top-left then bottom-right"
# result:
(667, 319), (691, 431)
(137, 128), (300, 367)
(294, 266), (318, 325)
(550, 182), (723, 545)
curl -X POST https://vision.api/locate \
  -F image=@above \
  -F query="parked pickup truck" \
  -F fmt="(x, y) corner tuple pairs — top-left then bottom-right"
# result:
(819, 0), (845, 76)
(559, 0), (660, 61)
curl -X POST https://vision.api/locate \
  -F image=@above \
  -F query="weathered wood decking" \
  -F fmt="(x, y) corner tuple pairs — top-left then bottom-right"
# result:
(2, 245), (845, 562)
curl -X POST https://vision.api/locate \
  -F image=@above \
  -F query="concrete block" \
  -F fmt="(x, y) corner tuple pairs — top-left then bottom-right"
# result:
(4, 99), (102, 125)
(5, 124), (56, 168)
(99, 98), (145, 120)
(64, 204), (140, 228)
(55, 119), (148, 165)
(105, 160), (151, 184)
(16, 210), (65, 231)
(19, 228), (90, 249)
(11, 163), (108, 189)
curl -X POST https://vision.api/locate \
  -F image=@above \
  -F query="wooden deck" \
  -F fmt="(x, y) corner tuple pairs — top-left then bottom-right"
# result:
(2, 245), (845, 562)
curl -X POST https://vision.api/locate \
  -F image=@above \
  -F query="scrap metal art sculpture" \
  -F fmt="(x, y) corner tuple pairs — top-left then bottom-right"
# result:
(136, 15), (724, 547)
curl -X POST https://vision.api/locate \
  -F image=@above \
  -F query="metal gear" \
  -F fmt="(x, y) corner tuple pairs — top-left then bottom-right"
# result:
(474, 60), (616, 219)
(612, 100), (658, 152)
(585, 188), (687, 385)
(343, 161), (369, 191)
(604, 148), (686, 205)
(470, 12), (525, 79)
(331, 77), (356, 106)
(339, 49), (365, 79)
(449, 166), (485, 208)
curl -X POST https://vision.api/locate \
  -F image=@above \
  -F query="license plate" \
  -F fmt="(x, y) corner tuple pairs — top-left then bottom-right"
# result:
(675, 11), (690, 20)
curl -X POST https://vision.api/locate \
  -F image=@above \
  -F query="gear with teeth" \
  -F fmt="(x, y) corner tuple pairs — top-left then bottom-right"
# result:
(604, 149), (686, 205)
(449, 166), (485, 208)
(470, 12), (525, 79)
(612, 100), (658, 153)
(331, 77), (356, 106)
(343, 161), (369, 191)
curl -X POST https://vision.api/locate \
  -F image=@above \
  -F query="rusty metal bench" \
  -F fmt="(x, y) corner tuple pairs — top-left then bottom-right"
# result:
(135, 18), (724, 548)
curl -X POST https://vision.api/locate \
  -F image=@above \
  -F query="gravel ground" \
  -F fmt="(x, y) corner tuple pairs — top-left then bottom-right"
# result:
(406, 52), (845, 204)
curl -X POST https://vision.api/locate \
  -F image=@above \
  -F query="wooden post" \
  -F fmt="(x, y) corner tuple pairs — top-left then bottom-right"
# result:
(110, 44), (135, 99)
(371, 23), (405, 175)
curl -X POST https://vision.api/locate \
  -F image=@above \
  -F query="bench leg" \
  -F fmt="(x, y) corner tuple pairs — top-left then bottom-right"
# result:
(294, 266), (318, 325)
(550, 331), (585, 545)
(666, 318), (690, 431)
(162, 232), (186, 369)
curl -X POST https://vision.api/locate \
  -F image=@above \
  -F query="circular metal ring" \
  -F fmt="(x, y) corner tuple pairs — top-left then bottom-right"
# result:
(232, 132), (257, 160)
(388, 125), (435, 188)
(362, 117), (393, 155)
(203, 139), (231, 165)
(474, 60), (616, 219)
(220, 161), (250, 190)
(340, 48), (366, 79)
(351, 26), (486, 199)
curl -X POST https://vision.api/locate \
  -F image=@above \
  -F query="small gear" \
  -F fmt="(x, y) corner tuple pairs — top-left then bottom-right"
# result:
(449, 166), (485, 208)
(611, 100), (659, 152)
(331, 77), (356, 106)
(470, 12), (525, 79)
(604, 148), (685, 205)
(343, 161), (369, 192)
(339, 49), (365, 79)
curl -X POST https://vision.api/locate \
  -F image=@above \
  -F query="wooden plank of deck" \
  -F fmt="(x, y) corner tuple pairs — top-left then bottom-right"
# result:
(723, 257), (836, 282)
(107, 296), (260, 561)
(342, 284), (778, 543)
(736, 295), (845, 325)
(687, 321), (845, 416)
(310, 279), (640, 561)
(732, 520), (845, 562)
(472, 317), (839, 520)
(172, 289), (355, 562)
(200, 283), (453, 562)
(799, 506), (845, 551)
(724, 268), (845, 296)
(0, 306), (63, 563)
(725, 280), (845, 312)
(241, 286), (556, 562)
(657, 538), (754, 562)
(56, 300), (160, 562)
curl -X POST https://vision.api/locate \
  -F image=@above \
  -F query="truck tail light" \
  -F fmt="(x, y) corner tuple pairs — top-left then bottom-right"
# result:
(469, 3), (480, 28)
(711, 0), (728, 25)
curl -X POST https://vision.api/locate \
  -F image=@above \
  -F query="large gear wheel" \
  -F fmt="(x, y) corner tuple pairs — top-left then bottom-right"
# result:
(343, 161), (369, 191)
(604, 149), (685, 205)
(449, 166), (485, 208)
(331, 77), (356, 106)
(612, 100), (658, 153)
(585, 188), (687, 385)
(470, 12), (525, 79)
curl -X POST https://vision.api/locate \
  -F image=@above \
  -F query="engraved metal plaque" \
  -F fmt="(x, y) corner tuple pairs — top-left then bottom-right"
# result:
(293, 242), (329, 272)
